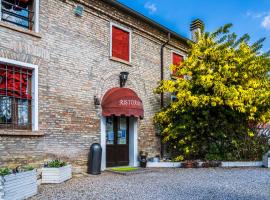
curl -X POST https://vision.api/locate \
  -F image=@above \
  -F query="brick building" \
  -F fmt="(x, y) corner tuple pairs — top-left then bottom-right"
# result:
(0, 0), (200, 172)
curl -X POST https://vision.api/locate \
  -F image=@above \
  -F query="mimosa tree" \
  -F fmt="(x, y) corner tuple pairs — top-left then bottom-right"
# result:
(155, 24), (270, 161)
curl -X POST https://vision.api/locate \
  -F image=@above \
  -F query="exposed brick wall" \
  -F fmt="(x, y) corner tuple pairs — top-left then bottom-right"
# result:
(0, 0), (188, 172)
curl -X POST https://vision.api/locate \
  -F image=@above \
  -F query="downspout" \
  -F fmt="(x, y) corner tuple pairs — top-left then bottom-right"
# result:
(160, 33), (171, 108)
(160, 33), (171, 159)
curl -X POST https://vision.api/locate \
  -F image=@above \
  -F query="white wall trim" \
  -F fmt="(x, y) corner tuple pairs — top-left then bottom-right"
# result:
(0, 57), (39, 131)
(129, 117), (138, 167)
(100, 116), (106, 171)
(110, 22), (132, 63)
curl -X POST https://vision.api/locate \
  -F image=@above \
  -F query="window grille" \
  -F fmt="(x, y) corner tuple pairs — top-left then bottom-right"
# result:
(1, 0), (34, 30)
(0, 64), (32, 130)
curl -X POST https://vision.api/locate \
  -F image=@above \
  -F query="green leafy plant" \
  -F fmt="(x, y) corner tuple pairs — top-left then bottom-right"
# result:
(22, 165), (34, 171)
(0, 167), (12, 176)
(46, 160), (67, 168)
(155, 24), (270, 161)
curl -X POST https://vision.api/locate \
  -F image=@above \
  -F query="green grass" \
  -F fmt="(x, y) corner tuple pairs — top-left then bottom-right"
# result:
(110, 167), (139, 172)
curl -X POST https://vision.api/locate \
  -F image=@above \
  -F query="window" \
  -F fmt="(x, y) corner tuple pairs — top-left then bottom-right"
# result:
(171, 92), (177, 102)
(0, 58), (38, 132)
(0, 64), (32, 129)
(172, 52), (184, 78)
(0, 0), (39, 31)
(110, 23), (131, 63)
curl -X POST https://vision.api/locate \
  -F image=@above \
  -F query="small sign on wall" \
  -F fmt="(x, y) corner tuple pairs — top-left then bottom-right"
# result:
(74, 5), (84, 17)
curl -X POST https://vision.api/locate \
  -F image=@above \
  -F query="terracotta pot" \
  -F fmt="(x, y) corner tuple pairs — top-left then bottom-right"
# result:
(182, 161), (198, 168)
(184, 163), (193, 168)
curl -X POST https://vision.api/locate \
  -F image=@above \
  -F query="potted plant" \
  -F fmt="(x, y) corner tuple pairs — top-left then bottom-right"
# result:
(41, 160), (72, 184)
(182, 160), (199, 168)
(139, 151), (148, 168)
(0, 166), (37, 200)
(263, 152), (270, 168)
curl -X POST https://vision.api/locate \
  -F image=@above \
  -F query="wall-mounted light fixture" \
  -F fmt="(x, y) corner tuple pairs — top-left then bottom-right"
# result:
(119, 72), (129, 87)
(94, 96), (100, 106)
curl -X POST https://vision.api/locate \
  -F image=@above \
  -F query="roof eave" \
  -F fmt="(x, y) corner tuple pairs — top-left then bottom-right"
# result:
(102, 0), (192, 44)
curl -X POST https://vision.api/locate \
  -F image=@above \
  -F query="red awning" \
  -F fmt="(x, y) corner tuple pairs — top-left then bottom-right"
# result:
(101, 87), (144, 119)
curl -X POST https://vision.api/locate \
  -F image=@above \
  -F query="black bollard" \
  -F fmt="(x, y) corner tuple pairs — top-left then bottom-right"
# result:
(88, 143), (102, 175)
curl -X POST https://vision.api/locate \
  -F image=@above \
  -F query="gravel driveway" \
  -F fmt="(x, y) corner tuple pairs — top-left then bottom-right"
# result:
(30, 168), (270, 200)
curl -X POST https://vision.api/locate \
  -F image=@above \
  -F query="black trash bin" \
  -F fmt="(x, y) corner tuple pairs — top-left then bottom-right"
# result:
(88, 143), (102, 175)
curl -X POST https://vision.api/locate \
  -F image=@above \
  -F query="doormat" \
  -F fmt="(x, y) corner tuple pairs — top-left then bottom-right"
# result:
(106, 167), (155, 176)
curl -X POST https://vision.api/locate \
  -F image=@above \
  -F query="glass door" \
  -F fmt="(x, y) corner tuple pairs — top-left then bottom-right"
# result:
(106, 116), (129, 167)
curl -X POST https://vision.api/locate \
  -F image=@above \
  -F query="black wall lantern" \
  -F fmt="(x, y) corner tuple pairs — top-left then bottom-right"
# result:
(119, 72), (129, 87)
(94, 96), (100, 106)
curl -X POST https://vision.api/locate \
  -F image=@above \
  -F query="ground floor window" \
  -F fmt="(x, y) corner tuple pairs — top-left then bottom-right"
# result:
(0, 64), (32, 130)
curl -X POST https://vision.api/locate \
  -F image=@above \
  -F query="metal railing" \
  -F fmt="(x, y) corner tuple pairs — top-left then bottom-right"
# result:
(1, 0), (34, 29)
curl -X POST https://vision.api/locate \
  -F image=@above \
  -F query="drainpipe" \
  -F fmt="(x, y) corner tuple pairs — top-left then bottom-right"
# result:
(160, 32), (171, 159)
(160, 33), (171, 108)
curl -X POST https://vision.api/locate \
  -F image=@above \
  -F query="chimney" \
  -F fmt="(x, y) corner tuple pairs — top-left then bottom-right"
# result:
(190, 19), (204, 42)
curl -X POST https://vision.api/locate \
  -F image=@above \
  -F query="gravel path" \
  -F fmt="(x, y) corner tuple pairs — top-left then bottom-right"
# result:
(30, 168), (270, 200)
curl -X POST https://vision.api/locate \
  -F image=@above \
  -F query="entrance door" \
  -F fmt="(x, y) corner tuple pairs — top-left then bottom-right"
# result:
(106, 116), (129, 167)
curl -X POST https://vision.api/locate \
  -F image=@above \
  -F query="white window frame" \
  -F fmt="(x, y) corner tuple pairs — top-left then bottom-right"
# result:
(110, 22), (132, 63)
(0, 0), (40, 33)
(0, 57), (38, 131)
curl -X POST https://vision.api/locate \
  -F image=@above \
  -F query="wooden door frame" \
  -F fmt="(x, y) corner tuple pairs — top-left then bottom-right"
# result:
(101, 116), (138, 170)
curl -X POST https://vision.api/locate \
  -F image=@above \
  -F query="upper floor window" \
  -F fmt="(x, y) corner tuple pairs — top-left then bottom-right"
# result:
(0, 0), (38, 31)
(110, 23), (131, 63)
(172, 52), (184, 78)
(0, 64), (32, 130)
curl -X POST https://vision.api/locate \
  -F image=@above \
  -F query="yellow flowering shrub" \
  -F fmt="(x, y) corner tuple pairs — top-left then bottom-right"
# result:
(155, 24), (270, 161)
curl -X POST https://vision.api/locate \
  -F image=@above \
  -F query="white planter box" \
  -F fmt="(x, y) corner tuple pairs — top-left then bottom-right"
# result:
(263, 153), (270, 168)
(147, 162), (181, 168)
(42, 165), (72, 184)
(0, 170), (37, 200)
(221, 161), (263, 167)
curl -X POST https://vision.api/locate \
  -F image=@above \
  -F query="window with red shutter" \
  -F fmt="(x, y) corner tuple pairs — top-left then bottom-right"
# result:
(111, 25), (130, 62)
(172, 53), (184, 78)
(0, 64), (32, 130)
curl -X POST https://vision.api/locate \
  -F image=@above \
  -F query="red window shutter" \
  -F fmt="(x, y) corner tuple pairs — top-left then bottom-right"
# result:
(112, 26), (130, 62)
(172, 53), (184, 77)
(0, 65), (32, 99)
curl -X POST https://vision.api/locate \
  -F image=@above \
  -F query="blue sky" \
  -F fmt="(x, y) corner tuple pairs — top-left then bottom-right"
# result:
(118, 0), (270, 52)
